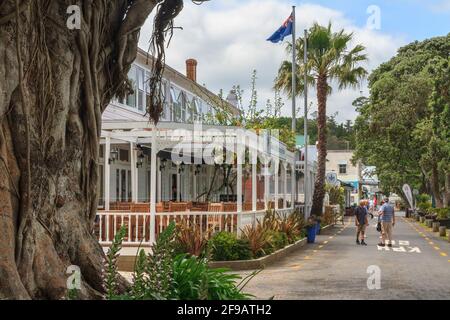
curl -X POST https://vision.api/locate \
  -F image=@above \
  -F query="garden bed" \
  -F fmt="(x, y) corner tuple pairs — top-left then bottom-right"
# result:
(209, 237), (308, 271)
(209, 224), (333, 271)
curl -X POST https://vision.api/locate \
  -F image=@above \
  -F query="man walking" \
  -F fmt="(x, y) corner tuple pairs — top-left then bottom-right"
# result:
(355, 200), (369, 245)
(378, 197), (395, 247)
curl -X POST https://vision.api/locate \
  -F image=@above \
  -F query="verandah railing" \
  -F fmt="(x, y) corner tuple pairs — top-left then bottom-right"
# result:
(96, 207), (299, 246)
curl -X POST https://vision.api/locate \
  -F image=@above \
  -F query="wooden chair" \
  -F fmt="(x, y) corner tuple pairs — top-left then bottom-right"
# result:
(207, 203), (223, 231)
(191, 202), (208, 212)
(110, 202), (132, 211)
(243, 202), (253, 211)
(169, 202), (188, 212)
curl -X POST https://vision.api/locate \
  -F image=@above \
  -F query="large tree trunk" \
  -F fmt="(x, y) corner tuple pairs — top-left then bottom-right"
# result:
(311, 74), (328, 216)
(444, 173), (450, 208)
(0, 0), (163, 299)
(430, 163), (444, 208)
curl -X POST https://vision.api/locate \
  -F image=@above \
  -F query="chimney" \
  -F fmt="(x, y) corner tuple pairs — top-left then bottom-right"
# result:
(186, 59), (198, 82)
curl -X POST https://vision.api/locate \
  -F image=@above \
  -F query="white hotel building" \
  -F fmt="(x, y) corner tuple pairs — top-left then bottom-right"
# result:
(97, 49), (314, 248)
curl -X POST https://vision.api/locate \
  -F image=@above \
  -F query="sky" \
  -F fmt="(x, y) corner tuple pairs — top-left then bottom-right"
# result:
(139, 0), (450, 123)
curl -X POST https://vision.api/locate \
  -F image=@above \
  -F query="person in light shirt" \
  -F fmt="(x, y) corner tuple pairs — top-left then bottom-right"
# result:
(378, 197), (396, 247)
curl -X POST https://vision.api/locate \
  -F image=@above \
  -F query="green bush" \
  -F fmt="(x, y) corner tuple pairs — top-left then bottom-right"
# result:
(170, 254), (253, 300)
(264, 230), (289, 255)
(435, 208), (450, 219)
(417, 201), (432, 213)
(416, 193), (431, 204)
(209, 232), (252, 261)
(103, 223), (254, 300)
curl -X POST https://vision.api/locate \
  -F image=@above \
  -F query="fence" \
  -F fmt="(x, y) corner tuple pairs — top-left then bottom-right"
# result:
(96, 207), (301, 246)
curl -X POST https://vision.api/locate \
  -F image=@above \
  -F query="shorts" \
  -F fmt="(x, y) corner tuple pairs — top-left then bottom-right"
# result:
(357, 224), (366, 233)
(381, 222), (393, 239)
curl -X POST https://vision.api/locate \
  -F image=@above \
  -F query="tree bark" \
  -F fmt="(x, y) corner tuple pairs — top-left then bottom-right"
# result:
(430, 163), (443, 208)
(311, 74), (328, 216)
(0, 0), (163, 300)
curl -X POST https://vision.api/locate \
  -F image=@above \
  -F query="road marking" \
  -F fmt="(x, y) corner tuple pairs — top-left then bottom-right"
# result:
(319, 245), (324, 249)
(434, 246), (440, 251)
(440, 252), (447, 257)
(429, 241), (434, 245)
(323, 241), (329, 244)
(329, 236), (334, 239)
(304, 256), (311, 260)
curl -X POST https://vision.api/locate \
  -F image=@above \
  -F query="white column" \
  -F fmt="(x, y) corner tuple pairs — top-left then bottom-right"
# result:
(283, 162), (288, 209)
(104, 137), (111, 211)
(274, 160), (279, 210)
(193, 166), (197, 202)
(176, 165), (181, 202)
(264, 165), (269, 210)
(130, 142), (137, 203)
(150, 127), (157, 244)
(157, 157), (161, 202)
(237, 162), (243, 235)
(291, 163), (295, 209)
(237, 164), (243, 212)
(252, 161), (257, 212)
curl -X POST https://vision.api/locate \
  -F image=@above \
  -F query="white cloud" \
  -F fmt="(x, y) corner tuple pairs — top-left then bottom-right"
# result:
(139, 0), (406, 122)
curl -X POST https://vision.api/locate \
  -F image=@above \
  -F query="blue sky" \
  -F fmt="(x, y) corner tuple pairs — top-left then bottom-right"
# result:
(299, 0), (449, 41)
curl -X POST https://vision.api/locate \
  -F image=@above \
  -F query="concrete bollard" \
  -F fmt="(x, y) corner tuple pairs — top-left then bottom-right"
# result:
(432, 222), (440, 232)
(439, 226), (446, 237)
(420, 216), (425, 223)
(426, 219), (433, 228)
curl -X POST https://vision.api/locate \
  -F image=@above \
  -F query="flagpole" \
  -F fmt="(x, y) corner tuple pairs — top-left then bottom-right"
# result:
(291, 6), (296, 133)
(291, 6), (298, 206)
(303, 28), (309, 217)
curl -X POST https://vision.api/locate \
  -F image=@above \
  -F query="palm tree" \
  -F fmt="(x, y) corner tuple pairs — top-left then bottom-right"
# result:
(275, 22), (368, 215)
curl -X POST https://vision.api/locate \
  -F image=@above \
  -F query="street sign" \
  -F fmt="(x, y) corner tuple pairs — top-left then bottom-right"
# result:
(326, 172), (338, 186)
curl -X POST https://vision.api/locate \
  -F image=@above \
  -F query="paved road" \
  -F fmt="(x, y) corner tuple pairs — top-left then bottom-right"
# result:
(240, 213), (450, 300)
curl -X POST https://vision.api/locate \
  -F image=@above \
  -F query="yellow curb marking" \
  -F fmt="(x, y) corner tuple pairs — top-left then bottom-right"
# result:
(319, 245), (324, 249)
(434, 246), (440, 251)
(323, 241), (329, 244)
(440, 252), (447, 257)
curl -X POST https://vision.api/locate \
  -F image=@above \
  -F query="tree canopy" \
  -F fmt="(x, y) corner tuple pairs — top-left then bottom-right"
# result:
(353, 34), (450, 206)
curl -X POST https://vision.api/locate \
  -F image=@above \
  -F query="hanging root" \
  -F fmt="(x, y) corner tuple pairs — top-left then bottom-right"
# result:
(147, 0), (184, 124)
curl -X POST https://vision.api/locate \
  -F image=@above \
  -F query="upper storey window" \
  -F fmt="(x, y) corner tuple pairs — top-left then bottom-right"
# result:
(113, 63), (228, 124)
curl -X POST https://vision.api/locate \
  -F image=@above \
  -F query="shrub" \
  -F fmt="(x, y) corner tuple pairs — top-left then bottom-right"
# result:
(175, 219), (210, 257)
(170, 254), (253, 300)
(241, 223), (270, 258)
(263, 209), (279, 231)
(278, 210), (305, 244)
(102, 222), (255, 300)
(436, 208), (450, 220)
(417, 201), (432, 213)
(416, 193), (431, 204)
(209, 232), (252, 261)
(264, 230), (289, 254)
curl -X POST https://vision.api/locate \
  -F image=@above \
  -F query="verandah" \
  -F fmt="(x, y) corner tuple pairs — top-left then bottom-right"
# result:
(96, 121), (306, 246)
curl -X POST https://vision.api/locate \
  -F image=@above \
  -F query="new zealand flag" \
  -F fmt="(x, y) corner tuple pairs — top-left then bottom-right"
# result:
(267, 13), (294, 43)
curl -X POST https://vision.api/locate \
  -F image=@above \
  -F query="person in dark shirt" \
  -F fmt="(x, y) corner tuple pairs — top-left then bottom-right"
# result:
(355, 200), (369, 245)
